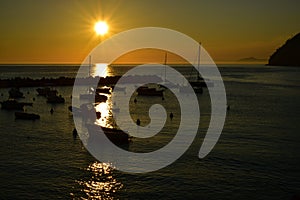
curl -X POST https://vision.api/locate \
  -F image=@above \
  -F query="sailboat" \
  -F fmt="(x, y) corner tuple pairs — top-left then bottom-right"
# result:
(80, 56), (108, 103)
(159, 52), (177, 89)
(179, 43), (203, 94)
(189, 42), (214, 88)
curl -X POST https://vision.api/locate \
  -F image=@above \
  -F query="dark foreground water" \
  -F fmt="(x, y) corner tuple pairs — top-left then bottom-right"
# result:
(0, 64), (299, 199)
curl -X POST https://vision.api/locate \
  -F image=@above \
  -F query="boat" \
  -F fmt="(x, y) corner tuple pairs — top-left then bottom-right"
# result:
(96, 87), (111, 94)
(95, 94), (108, 102)
(80, 93), (108, 103)
(112, 86), (126, 92)
(111, 107), (120, 113)
(68, 106), (85, 117)
(136, 86), (164, 97)
(70, 104), (101, 119)
(179, 85), (203, 94)
(46, 95), (65, 103)
(190, 77), (214, 88)
(15, 112), (40, 120)
(8, 88), (24, 98)
(159, 52), (178, 89)
(190, 43), (214, 88)
(87, 124), (131, 145)
(0, 99), (33, 110)
(36, 87), (58, 97)
(180, 42), (212, 93)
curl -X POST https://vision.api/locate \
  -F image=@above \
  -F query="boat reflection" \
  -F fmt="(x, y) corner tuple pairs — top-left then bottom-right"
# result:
(75, 162), (123, 199)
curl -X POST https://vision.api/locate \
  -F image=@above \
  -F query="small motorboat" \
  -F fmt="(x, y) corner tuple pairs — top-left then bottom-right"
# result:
(179, 85), (203, 94)
(68, 106), (81, 114)
(96, 87), (111, 94)
(0, 99), (32, 110)
(47, 95), (65, 103)
(136, 86), (164, 97)
(36, 87), (58, 97)
(80, 93), (108, 103)
(8, 88), (24, 98)
(86, 124), (131, 145)
(112, 86), (126, 92)
(15, 112), (40, 120)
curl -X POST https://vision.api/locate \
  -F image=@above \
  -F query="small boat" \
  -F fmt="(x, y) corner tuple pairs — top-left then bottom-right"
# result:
(111, 107), (120, 113)
(96, 87), (111, 94)
(95, 94), (108, 103)
(36, 88), (58, 97)
(68, 106), (81, 114)
(188, 42), (214, 88)
(0, 99), (33, 110)
(8, 88), (24, 98)
(47, 95), (65, 103)
(136, 86), (164, 97)
(15, 112), (40, 120)
(70, 103), (101, 119)
(179, 85), (203, 94)
(87, 124), (131, 145)
(190, 77), (214, 88)
(80, 93), (108, 103)
(112, 86), (126, 92)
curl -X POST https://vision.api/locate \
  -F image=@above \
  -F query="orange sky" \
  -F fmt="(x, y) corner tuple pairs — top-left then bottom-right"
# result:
(0, 0), (299, 64)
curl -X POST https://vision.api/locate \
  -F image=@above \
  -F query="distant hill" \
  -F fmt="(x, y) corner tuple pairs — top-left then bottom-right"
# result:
(237, 57), (266, 62)
(267, 32), (300, 66)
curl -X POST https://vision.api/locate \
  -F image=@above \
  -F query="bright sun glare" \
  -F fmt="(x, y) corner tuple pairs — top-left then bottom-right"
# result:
(94, 21), (109, 36)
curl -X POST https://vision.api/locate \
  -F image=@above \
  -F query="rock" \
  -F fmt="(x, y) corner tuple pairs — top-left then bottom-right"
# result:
(267, 32), (300, 66)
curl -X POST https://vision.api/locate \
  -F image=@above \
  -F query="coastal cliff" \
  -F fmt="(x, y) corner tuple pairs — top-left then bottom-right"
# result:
(267, 32), (300, 66)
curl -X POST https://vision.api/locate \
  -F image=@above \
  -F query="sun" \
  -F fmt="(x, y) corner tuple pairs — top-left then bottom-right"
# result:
(94, 21), (109, 36)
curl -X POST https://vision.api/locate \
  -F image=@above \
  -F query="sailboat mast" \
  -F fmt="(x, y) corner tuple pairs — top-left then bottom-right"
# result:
(89, 55), (91, 77)
(164, 52), (168, 82)
(197, 42), (201, 68)
(197, 42), (201, 80)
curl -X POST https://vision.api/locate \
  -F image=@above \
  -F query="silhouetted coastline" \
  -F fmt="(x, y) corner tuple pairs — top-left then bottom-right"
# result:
(267, 32), (300, 66)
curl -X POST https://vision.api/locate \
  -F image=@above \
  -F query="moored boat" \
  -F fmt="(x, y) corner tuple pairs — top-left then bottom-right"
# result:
(96, 87), (111, 94)
(15, 112), (40, 120)
(136, 86), (164, 97)
(80, 93), (108, 103)
(86, 124), (131, 145)
(36, 87), (58, 97)
(46, 95), (65, 103)
(0, 99), (33, 110)
(8, 88), (24, 98)
(112, 86), (126, 92)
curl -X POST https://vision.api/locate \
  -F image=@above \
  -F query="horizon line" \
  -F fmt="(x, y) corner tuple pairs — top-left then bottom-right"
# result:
(0, 60), (268, 66)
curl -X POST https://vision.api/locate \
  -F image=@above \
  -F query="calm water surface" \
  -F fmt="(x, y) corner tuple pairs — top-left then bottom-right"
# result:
(0, 64), (299, 199)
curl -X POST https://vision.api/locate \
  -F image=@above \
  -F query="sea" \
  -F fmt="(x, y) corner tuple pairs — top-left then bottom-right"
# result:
(0, 64), (299, 199)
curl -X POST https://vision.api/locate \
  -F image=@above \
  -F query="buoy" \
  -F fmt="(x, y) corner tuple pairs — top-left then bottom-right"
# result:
(136, 119), (141, 126)
(73, 128), (77, 138)
(96, 112), (101, 119)
(170, 112), (174, 119)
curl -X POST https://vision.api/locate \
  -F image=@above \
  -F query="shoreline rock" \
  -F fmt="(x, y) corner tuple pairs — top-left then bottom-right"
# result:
(267, 32), (300, 66)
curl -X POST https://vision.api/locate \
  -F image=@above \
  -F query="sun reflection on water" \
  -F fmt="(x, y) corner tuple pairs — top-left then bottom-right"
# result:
(94, 96), (118, 128)
(74, 162), (123, 200)
(91, 63), (109, 77)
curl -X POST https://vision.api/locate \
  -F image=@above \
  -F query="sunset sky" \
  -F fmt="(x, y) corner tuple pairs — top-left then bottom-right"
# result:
(0, 0), (299, 64)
